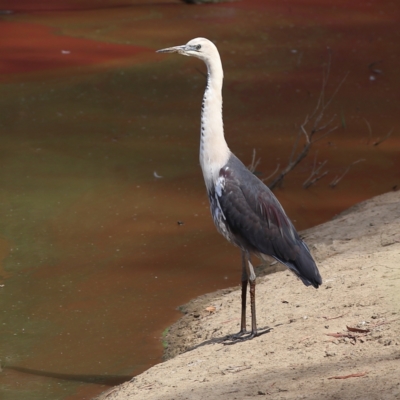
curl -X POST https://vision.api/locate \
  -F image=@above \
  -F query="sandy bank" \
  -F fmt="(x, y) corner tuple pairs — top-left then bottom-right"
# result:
(96, 191), (400, 400)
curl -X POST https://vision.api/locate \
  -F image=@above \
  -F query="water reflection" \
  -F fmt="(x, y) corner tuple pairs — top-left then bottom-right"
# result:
(1, 1), (399, 399)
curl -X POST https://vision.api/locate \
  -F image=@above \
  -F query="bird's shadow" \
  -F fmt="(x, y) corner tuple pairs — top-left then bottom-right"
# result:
(5, 327), (276, 386)
(183, 326), (273, 353)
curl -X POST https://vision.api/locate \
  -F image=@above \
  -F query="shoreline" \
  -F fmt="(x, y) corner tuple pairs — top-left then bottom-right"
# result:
(96, 190), (400, 400)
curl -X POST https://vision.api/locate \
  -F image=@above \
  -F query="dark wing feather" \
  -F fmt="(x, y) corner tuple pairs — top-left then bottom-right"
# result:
(217, 155), (322, 288)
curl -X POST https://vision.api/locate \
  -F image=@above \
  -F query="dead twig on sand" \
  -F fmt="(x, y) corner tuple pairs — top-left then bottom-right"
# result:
(346, 325), (370, 333)
(321, 311), (350, 321)
(299, 335), (312, 343)
(328, 371), (368, 380)
(325, 332), (355, 339)
(137, 384), (155, 390)
(370, 317), (399, 328)
(325, 324), (374, 344)
(324, 331), (364, 345)
(225, 365), (252, 373)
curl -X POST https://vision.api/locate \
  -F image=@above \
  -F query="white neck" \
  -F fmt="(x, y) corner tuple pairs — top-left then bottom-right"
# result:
(199, 56), (230, 191)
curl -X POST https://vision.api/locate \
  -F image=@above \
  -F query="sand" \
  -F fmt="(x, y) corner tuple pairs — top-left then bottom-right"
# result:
(95, 191), (400, 400)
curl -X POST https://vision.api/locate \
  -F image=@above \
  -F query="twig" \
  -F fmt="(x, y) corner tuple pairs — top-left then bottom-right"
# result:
(137, 384), (155, 390)
(373, 128), (393, 146)
(320, 72), (349, 119)
(370, 317), (399, 328)
(303, 153), (328, 188)
(268, 52), (349, 190)
(262, 163), (280, 182)
(363, 118), (372, 144)
(289, 129), (303, 164)
(299, 335), (312, 343)
(325, 332), (363, 344)
(346, 326), (370, 333)
(304, 170), (328, 189)
(328, 371), (368, 380)
(329, 159), (365, 188)
(322, 311), (350, 321)
(248, 148), (261, 173)
(225, 365), (252, 373)
(311, 123), (339, 143)
(325, 332), (351, 338)
(248, 149), (281, 182)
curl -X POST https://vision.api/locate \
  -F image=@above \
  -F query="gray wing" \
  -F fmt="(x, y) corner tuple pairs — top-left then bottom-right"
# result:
(216, 155), (322, 288)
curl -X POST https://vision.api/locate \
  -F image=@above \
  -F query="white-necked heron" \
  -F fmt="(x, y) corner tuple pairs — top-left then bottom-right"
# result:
(157, 38), (322, 341)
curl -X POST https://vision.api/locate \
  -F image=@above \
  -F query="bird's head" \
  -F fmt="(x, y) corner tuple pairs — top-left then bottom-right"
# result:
(156, 37), (219, 64)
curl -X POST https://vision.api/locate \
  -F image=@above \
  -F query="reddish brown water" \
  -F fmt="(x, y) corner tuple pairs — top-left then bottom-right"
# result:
(0, 1), (399, 399)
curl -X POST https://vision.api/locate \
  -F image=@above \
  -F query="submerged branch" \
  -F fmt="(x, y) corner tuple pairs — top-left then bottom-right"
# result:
(267, 53), (349, 190)
(329, 159), (365, 188)
(303, 154), (328, 188)
(373, 128), (393, 146)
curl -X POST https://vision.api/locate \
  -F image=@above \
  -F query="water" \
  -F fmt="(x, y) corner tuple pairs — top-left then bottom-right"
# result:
(0, 1), (399, 399)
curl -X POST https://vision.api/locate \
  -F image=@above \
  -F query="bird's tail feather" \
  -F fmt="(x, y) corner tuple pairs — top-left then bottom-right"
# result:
(272, 244), (322, 289)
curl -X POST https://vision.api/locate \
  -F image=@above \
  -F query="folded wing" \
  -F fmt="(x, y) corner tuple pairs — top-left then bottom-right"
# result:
(216, 155), (322, 288)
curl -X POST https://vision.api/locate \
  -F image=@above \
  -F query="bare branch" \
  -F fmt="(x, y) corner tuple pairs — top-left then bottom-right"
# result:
(329, 159), (365, 188)
(309, 49), (331, 121)
(300, 122), (311, 143)
(268, 139), (312, 190)
(318, 72), (349, 120)
(267, 51), (349, 190)
(248, 149), (280, 183)
(247, 148), (261, 173)
(312, 124), (339, 143)
(313, 114), (338, 134)
(304, 171), (328, 189)
(373, 128), (393, 146)
(363, 118), (372, 144)
(303, 153), (328, 188)
(262, 163), (280, 182)
(289, 130), (303, 164)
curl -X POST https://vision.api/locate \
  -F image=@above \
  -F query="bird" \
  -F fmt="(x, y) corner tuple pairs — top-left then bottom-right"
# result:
(156, 38), (322, 341)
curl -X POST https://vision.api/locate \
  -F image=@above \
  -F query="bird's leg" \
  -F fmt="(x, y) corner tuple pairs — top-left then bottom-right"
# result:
(227, 251), (248, 339)
(239, 251), (248, 334)
(249, 276), (257, 338)
(223, 255), (269, 344)
(247, 259), (258, 339)
(225, 252), (255, 342)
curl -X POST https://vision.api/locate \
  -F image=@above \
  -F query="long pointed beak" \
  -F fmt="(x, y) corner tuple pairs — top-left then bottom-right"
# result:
(156, 45), (185, 54)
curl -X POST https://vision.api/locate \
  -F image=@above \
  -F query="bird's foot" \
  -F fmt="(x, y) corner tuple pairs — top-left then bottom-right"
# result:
(222, 331), (257, 345)
(222, 327), (271, 345)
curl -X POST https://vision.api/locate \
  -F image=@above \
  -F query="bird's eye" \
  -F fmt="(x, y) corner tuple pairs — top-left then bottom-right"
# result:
(195, 44), (202, 51)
